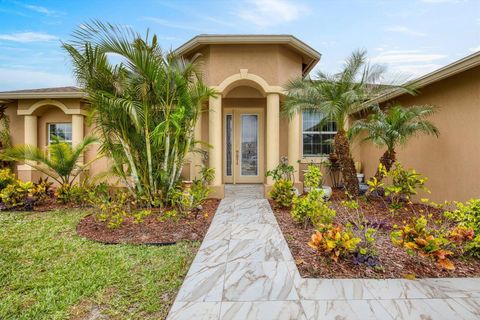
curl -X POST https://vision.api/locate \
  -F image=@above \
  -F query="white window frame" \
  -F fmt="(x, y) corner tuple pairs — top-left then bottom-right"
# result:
(48, 123), (72, 145)
(301, 111), (337, 157)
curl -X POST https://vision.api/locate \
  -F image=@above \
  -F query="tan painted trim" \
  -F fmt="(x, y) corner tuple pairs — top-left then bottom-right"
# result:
(212, 70), (285, 95)
(0, 91), (86, 100)
(17, 99), (88, 116)
(174, 34), (321, 76)
(371, 51), (480, 105)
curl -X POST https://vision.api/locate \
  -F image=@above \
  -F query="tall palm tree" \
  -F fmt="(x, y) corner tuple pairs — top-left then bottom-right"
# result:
(284, 50), (408, 196)
(62, 21), (215, 204)
(349, 104), (439, 181)
(0, 136), (98, 187)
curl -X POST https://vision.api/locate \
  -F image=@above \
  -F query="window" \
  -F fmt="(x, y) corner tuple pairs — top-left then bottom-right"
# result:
(225, 114), (233, 176)
(48, 123), (72, 145)
(302, 111), (337, 156)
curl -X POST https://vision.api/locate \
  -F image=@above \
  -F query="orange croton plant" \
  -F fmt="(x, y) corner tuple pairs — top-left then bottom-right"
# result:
(308, 224), (361, 262)
(391, 215), (475, 270)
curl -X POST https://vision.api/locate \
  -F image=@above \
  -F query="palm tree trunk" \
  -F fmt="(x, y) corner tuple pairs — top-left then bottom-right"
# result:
(374, 149), (396, 181)
(334, 130), (359, 196)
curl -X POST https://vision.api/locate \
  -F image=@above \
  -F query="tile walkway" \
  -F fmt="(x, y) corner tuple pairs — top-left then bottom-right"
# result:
(167, 184), (480, 320)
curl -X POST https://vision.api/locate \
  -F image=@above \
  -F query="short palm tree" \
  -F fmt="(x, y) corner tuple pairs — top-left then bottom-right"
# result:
(284, 50), (409, 196)
(349, 104), (439, 181)
(0, 136), (98, 187)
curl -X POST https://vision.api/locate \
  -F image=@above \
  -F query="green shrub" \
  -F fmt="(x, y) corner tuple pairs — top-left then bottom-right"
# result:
(0, 180), (33, 209)
(56, 184), (87, 205)
(385, 163), (429, 207)
(168, 167), (215, 215)
(132, 209), (152, 224)
(444, 200), (480, 259)
(0, 168), (16, 190)
(266, 156), (294, 182)
(291, 189), (336, 226)
(270, 179), (295, 208)
(304, 164), (322, 190)
(30, 177), (54, 203)
(444, 199), (480, 233)
(465, 235), (480, 258)
(190, 167), (215, 208)
(95, 191), (133, 229)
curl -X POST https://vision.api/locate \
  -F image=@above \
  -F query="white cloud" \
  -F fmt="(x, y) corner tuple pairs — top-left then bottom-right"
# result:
(236, 0), (306, 28)
(0, 32), (58, 43)
(371, 50), (446, 64)
(371, 50), (447, 78)
(23, 4), (59, 16)
(0, 68), (74, 91)
(469, 45), (480, 53)
(386, 26), (426, 37)
(390, 64), (443, 78)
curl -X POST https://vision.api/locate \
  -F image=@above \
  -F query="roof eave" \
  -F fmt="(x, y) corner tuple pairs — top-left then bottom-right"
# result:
(0, 92), (87, 100)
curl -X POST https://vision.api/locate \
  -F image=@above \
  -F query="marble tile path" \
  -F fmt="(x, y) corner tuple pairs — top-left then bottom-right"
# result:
(167, 184), (480, 320)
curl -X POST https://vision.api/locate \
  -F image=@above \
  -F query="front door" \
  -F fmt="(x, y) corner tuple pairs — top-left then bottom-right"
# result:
(224, 108), (264, 183)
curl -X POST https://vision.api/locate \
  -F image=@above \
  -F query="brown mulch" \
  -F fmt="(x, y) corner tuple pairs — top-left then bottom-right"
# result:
(271, 190), (480, 279)
(76, 199), (220, 244)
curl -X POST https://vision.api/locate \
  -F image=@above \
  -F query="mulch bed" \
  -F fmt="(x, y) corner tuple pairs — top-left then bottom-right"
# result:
(77, 199), (220, 244)
(271, 190), (480, 279)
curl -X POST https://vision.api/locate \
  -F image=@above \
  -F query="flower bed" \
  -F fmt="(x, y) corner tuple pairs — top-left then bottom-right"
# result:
(270, 190), (480, 279)
(77, 199), (220, 244)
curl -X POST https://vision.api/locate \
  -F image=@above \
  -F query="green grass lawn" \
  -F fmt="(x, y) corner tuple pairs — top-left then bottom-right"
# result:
(0, 210), (197, 320)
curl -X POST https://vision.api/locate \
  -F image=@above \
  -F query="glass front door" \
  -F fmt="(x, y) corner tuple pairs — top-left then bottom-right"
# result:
(223, 108), (264, 184)
(240, 114), (258, 176)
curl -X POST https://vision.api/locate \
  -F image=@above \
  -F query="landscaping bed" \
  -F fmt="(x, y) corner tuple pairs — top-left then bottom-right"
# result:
(271, 189), (480, 279)
(77, 199), (220, 244)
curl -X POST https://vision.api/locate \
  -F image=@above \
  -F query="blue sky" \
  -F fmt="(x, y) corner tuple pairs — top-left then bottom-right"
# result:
(0, 0), (479, 90)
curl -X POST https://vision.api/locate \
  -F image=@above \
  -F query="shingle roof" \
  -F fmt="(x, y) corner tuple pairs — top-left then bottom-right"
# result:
(0, 86), (82, 94)
(0, 86), (86, 100)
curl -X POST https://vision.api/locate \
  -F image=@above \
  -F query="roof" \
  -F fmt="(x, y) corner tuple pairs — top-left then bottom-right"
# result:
(373, 51), (480, 104)
(174, 34), (321, 77)
(0, 86), (86, 100)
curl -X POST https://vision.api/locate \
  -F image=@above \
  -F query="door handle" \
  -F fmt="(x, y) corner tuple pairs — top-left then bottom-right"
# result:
(236, 150), (239, 165)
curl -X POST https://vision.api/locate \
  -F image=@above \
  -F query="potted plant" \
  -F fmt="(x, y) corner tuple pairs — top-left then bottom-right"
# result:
(355, 161), (364, 184)
(303, 163), (332, 200)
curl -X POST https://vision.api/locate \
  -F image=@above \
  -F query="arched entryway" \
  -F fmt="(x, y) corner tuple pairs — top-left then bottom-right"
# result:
(201, 69), (301, 198)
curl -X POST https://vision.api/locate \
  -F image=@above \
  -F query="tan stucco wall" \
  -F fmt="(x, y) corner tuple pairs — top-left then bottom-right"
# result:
(356, 66), (480, 202)
(193, 44), (303, 87)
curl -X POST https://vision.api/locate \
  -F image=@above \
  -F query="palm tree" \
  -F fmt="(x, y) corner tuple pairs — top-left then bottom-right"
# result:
(62, 21), (215, 204)
(0, 136), (98, 187)
(349, 104), (439, 181)
(284, 50), (408, 196)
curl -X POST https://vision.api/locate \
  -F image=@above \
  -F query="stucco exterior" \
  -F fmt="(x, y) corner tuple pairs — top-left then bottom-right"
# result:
(356, 64), (480, 202)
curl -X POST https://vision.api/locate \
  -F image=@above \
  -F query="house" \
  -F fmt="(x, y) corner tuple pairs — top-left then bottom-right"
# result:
(0, 34), (478, 201)
(0, 35), (322, 198)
